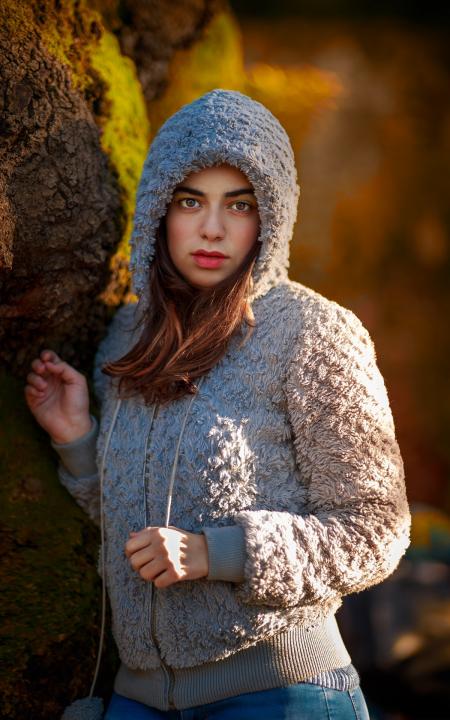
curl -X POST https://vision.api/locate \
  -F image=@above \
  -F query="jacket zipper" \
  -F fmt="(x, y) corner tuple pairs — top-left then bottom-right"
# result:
(145, 404), (176, 710)
(150, 584), (176, 709)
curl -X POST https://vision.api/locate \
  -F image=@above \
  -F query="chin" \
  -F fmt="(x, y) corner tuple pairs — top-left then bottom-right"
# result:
(187, 272), (226, 290)
(190, 280), (220, 290)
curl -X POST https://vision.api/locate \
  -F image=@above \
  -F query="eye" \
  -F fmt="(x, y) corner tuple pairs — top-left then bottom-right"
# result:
(231, 200), (252, 212)
(179, 197), (200, 209)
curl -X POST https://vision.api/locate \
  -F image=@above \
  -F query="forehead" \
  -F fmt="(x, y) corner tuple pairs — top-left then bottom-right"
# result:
(181, 163), (252, 187)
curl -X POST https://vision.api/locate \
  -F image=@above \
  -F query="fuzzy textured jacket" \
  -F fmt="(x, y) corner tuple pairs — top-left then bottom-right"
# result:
(51, 89), (411, 711)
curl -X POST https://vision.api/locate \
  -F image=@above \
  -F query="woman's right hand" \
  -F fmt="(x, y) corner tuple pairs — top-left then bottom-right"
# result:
(24, 349), (93, 444)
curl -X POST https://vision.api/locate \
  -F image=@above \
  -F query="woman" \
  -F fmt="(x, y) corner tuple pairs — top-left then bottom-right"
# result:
(25, 89), (411, 719)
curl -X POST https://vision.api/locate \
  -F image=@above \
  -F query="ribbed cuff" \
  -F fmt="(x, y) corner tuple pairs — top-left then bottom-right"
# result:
(50, 414), (99, 478)
(201, 525), (246, 583)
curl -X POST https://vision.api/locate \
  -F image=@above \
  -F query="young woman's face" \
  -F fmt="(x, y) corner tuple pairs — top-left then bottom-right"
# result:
(165, 163), (260, 289)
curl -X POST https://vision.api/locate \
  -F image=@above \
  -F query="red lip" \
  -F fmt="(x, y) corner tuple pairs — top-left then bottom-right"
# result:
(193, 250), (228, 258)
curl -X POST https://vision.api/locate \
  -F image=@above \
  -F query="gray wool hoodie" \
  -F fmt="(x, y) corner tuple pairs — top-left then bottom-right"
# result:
(51, 89), (411, 711)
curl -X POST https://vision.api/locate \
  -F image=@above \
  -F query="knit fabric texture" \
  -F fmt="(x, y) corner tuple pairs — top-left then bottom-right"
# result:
(51, 88), (411, 710)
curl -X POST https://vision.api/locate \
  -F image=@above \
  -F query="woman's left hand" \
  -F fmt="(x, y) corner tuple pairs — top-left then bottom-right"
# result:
(124, 526), (209, 588)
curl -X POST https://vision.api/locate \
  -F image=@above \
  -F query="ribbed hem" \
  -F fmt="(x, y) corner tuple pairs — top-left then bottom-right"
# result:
(50, 414), (99, 477)
(201, 525), (246, 583)
(305, 663), (360, 690)
(114, 613), (352, 711)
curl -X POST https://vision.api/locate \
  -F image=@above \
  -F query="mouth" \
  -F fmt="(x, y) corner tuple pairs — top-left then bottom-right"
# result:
(192, 251), (228, 269)
(192, 250), (229, 258)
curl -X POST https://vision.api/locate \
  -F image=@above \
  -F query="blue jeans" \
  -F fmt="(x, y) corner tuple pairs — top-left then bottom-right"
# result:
(104, 683), (370, 719)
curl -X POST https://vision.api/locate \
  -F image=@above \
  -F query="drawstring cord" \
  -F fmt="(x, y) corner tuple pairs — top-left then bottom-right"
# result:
(142, 403), (158, 529)
(164, 375), (204, 527)
(89, 376), (204, 697)
(89, 394), (123, 699)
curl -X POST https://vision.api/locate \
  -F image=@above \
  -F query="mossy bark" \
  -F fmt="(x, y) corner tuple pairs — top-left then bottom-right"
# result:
(0, 373), (114, 718)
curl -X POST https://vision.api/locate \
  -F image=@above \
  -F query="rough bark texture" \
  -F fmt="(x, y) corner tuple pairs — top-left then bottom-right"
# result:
(0, 1), (231, 717)
(0, 2), (126, 374)
(95, 0), (226, 101)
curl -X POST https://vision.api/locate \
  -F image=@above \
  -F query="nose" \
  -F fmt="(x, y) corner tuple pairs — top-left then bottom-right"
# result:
(199, 206), (225, 243)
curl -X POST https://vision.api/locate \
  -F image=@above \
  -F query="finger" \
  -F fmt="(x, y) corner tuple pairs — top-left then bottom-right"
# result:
(31, 358), (47, 374)
(26, 371), (47, 390)
(125, 531), (154, 557)
(131, 525), (158, 534)
(24, 384), (44, 397)
(43, 361), (65, 372)
(139, 558), (167, 581)
(128, 546), (156, 572)
(40, 349), (61, 363)
(153, 569), (176, 589)
(43, 359), (77, 384)
(127, 526), (156, 541)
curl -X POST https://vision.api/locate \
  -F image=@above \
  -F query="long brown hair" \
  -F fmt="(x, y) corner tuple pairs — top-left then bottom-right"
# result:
(101, 217), (261, 406)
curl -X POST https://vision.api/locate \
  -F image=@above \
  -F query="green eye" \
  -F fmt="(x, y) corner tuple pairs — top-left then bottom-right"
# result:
(232, 201), (251, 212)
(179, 198), (199, 208)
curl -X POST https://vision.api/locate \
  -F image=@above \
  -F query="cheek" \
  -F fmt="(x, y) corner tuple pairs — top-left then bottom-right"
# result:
(166, 212), (191, 256)
(240, 214), (260, 250)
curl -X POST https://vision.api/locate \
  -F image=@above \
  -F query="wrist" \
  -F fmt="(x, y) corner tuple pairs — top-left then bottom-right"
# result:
(50, 416), (94, 445)
(193, 532), (209, 579)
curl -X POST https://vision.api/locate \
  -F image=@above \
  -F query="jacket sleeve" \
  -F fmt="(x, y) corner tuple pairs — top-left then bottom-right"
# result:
(200, 524), (246, 583)
(51, 414), (101, 526)
(231, 302), (411, 608)
(51, 302), (139, 525)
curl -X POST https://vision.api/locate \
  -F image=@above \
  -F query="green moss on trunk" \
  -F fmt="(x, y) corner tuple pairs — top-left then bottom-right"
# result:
(0, 371), (117, 717)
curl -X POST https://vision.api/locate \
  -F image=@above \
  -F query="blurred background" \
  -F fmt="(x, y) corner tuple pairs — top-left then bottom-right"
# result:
(1, 1), (449, 718)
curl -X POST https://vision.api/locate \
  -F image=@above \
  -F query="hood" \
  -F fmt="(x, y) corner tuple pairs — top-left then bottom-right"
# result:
(128, 88), (300, 308)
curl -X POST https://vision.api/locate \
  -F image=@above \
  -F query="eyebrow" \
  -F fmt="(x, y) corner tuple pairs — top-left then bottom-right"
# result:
(173, 185), (255, 198)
